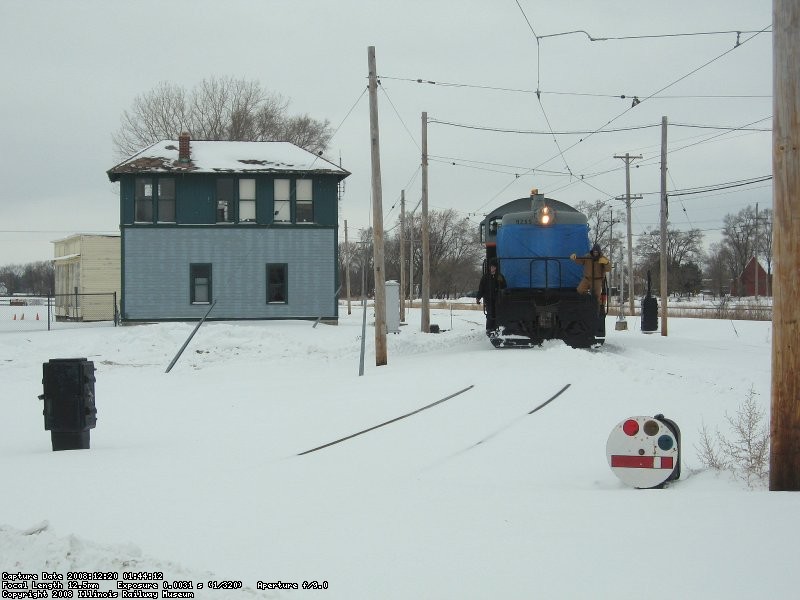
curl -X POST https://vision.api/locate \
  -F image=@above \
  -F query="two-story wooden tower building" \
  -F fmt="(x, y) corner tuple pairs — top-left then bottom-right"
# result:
(107, 134), (349, 323)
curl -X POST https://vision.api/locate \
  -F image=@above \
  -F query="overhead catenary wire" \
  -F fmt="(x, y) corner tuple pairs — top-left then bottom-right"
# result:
(536, 28), (770, 43)
(378, 75), (770, 101)
(428, 118), (770, 135)
(372, 15), (772, 235)
(379, 82), (421, 152)
(509, 18), (771, 179)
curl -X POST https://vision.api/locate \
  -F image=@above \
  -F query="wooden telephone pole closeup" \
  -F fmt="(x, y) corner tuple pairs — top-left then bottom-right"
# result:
(770, 0), (800, 491)
(367, 46), (387, 366)
(659, 116), (669, 337)
(421, 112), (431, 333)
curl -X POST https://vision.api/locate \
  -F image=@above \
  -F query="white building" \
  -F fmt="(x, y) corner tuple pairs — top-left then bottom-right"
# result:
(52, 234), (121, 321)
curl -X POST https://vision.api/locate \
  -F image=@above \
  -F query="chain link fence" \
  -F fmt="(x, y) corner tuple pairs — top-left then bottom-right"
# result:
(0, 293), (118, 332)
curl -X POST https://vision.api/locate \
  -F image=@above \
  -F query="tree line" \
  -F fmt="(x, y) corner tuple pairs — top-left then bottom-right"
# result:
(2, 204), (768, 301)
(343, 202), (772, 301)
(0, 262), (54, 296)
(576, 201), (772, 297)
(339, 208), (484, 300)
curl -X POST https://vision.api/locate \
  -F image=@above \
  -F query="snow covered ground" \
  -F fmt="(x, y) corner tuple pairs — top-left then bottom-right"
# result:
(1, 305), (794, 599)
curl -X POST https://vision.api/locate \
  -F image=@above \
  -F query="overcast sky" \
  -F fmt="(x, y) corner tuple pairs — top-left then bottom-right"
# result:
(0, 0), (773, 266)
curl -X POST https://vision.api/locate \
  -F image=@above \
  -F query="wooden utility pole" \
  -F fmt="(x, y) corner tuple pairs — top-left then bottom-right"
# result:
(659, 116), (669, 337)
(421, 112), (431, 333)
(399, 191), (406, 322)
(344, 220), (352, 315)
(614, 153), (642, 315)
(770, 0), (800, 491)
(409, 212), (414, 308)
(367, 46), (387, 366)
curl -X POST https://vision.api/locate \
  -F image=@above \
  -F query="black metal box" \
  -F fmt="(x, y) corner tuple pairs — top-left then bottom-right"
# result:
(40, 358), (96, 450)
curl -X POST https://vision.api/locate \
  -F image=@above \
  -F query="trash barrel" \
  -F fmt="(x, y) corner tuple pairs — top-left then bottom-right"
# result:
(641, 295), (658, 332)
(641, 270), (658, 333)
(39, 358), (97, 451)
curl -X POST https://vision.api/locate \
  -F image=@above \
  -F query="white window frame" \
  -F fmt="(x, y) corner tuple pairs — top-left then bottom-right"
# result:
(296, 179), (313, 223)
(274, 179), (291, 223)
(239, 179), (256, 223)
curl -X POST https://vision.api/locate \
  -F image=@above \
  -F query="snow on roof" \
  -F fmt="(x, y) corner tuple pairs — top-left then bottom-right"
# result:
(107, 139), (350, 181)
(53, 253), (81, 261)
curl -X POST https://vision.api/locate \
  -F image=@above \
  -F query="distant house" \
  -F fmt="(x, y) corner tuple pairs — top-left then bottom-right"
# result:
(106, 134), (350, 323)
(53, 234), (121, 321)
(731, 256), (772, 297)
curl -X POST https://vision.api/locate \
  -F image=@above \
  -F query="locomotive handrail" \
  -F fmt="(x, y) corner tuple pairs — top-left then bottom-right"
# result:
(495, 255), (569, 290)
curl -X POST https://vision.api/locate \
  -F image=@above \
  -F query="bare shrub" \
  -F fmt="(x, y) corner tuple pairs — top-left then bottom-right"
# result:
(696, 388), (770, 487)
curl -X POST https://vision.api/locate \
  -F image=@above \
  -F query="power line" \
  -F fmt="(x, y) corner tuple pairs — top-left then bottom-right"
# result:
(428, 118), (770, 136)
(537, 28), (770, 42)
(429, 154), (570, 176)
(329, 85), (368, 144)
(379, 82), (420, 152)
(513, 0), (541, 89)
(528, 24), (771, 175)
(536, 95), (573, 176)
(429, 118), (658, 135)
(667, 175), (773, 197)
(378, 75), (770, 101)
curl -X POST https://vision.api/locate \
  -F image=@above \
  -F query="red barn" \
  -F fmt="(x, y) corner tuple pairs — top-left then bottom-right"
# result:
(732, 257), (772, 297)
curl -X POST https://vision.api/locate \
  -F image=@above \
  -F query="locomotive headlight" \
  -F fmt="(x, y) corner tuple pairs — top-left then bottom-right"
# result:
(537, 205), (555, 226)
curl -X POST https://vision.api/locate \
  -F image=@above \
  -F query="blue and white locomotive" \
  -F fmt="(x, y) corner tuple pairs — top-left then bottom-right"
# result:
(478, 189), (608, 348)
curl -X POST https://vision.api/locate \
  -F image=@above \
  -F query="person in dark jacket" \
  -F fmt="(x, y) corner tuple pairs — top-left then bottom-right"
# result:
(476, 260), (507, 331)
(570, 243), (611, 302)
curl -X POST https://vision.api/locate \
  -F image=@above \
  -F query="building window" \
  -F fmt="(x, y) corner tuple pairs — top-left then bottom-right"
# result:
(267, 263), (288, 304)
(135, 178), (154, 222)
(274, 179), (290, 223)
(216, 179), (233, 223)
(158, 178), (176, 222)
(296, 179), (313, 223)
(239, 178), (256, 222)
(190, 263), (212, 304)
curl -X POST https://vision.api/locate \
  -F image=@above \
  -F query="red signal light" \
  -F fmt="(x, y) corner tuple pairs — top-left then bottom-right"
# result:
(622, 419), (639, 436)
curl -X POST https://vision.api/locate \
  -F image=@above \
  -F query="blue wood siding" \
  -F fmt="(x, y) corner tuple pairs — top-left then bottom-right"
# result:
(122, 227), (337, 321)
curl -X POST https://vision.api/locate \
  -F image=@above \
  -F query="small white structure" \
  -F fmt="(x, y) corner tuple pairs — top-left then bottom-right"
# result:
(385, 280), (400, 334)
(53, 234), (120, 321)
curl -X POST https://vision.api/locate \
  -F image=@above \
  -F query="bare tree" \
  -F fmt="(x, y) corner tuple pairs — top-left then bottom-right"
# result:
(721, 206), (758, 279)
(634, 226), (705, 294)
(574, 200), (622, 251)
(704, 242), (733, 296)
(281, 114), (333, 156)
(354, 209), (482, 301)
(113, 76), (332, 158)
(635, 226), (704, 267)
(425, 210), (483, 297)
